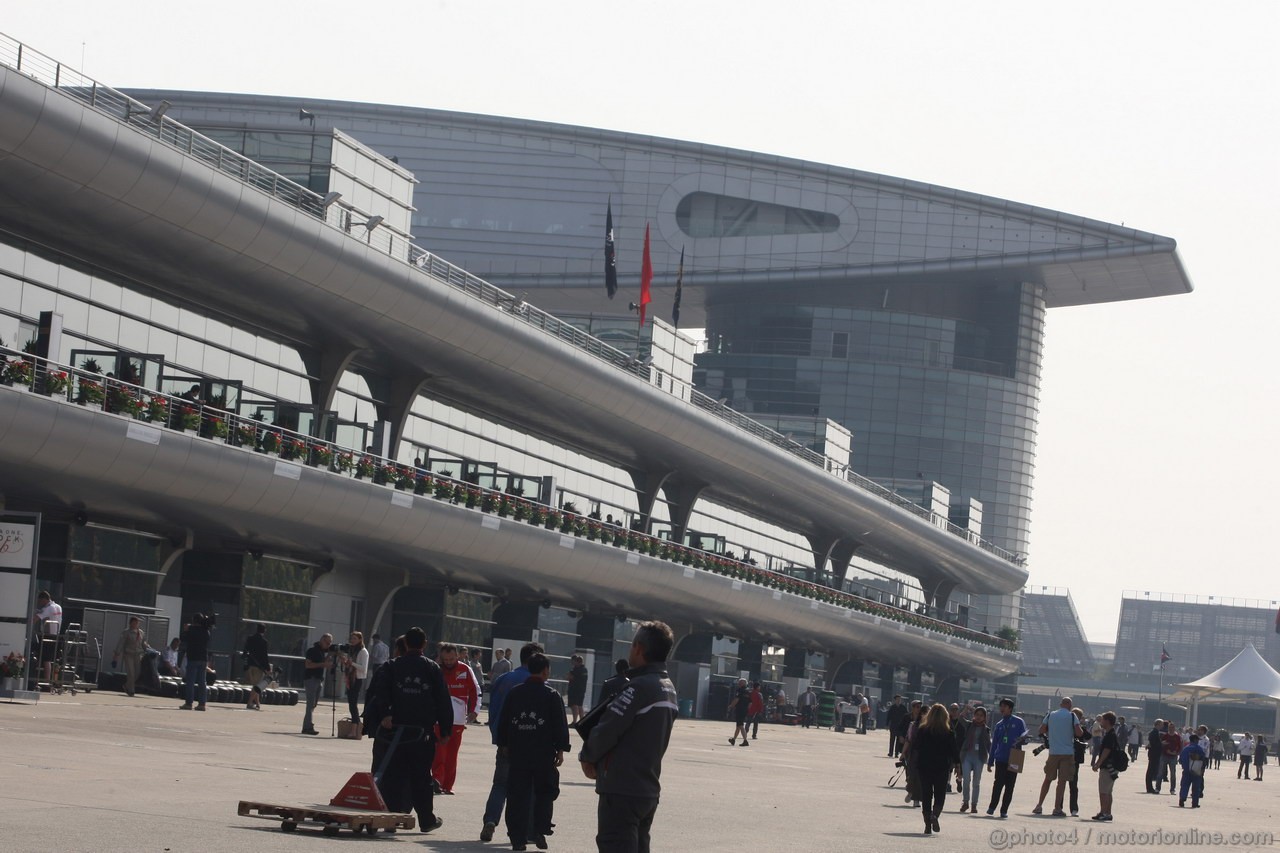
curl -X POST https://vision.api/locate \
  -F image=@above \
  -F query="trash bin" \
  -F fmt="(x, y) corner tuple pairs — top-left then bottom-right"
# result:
(679, 698), (695, 719)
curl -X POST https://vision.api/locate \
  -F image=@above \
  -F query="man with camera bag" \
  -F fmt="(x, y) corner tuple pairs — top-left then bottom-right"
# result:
(373, 626), (452, 834)
(1090, 711), (1122, 821)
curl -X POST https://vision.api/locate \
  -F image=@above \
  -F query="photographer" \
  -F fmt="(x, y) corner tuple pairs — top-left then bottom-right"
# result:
(342, 631), (369, 725)
(1090, 711), (1120, 821)
(300, 633), (333, 736)
(179, 613), (214, 712)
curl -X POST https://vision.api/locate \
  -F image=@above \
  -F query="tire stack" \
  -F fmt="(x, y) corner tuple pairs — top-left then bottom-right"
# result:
(153, 676), (299, 705)
(816, 690), (837, 728)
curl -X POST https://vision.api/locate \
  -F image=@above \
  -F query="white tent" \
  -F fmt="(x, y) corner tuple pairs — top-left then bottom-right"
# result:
(1171, 644), (1280, 728)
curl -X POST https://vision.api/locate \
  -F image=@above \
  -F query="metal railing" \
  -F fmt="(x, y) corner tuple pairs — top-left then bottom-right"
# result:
(0, 31), (1019, 565)
(0, 346), (1014, 653)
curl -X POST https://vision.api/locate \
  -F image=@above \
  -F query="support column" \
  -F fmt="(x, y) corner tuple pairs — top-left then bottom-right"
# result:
(907, 666), (924, 698)
(806, 532), (859, 585)
(934, 674), (961, 705)
(926, 579), (958, 619)
(626, 468), (672, 534)
(783, 646), (809, 679)
(738, 640), (764, 680)
(357, 369), (433, 459)
(300, 345), (361, 423)
(662, 474), (707, 545)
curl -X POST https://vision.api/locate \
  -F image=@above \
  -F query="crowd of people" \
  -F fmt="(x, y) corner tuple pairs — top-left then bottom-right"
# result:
(880, 694), (1277, 834)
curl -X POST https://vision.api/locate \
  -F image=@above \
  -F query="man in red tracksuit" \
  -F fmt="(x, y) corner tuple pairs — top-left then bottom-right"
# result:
(431, 643), (479, 795)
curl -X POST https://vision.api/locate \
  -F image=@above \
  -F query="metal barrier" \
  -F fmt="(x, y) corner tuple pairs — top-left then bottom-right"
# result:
(0, 345), (1013, 653)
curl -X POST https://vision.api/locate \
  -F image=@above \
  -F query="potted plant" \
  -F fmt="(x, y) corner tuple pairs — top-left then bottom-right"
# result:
(260, 430), (282, 455)
(45, 370), (71, 397)
(4, 357), (34, 388)
(512, 500), (530, 522)
(78, 377), (105, 407)
(545, 510), (562, 531)
(465, 488), (482, 509)
(334, 450), (354, 474)
(529, 506), (547, 526)
(0, 651), (25, 691)
(496, 496), (513, 518)
(414, 473), (432, 495)
(395, 467), (415, 491)
(280, 436), (306, 460)
(433, 477), (454, 500)
(355, 455), (375, 479)
(310, 443), (333, 468)
(235, 421), (258, 448)
(481, 493), (497, 512)
(205, 415), (229, 440)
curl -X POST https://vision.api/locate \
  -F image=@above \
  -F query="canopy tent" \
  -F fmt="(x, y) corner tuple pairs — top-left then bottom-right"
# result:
(1170, 644), (1280, 728)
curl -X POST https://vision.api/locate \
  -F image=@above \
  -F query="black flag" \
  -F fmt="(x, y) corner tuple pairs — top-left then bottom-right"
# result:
(672, 247), (684, 327)
(604, 199), (618, 298)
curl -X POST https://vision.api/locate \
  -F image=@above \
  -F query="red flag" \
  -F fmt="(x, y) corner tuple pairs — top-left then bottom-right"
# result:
(639, 223), (653, 328)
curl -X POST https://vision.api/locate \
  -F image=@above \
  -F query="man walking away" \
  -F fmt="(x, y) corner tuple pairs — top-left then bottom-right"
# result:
(481, 642), (544, 843)
(727, 678), (751, 746)
(1033, 697), (1083, 816)
(180, 614), (213, 712)
(498, 653), (571, 851)
(369, 633), (390, 672)
(1179, 734), (1207, 807)
(243, 623), (270, 710)
(567, 654), (589, 725)
(1161, 721), (1182, 793)
(373, 626), (452, 834)
(580, 621), (679, 853)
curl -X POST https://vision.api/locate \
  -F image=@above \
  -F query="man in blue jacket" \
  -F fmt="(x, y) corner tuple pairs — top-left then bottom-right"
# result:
(986, 697), (1028, 818)
(1178, 734), (1208, 808)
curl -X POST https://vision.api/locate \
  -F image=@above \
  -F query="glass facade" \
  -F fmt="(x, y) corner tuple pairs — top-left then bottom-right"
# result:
(1112, 595), (1280, 684)
(676, 192), (840, 238)
(696, 279), (1043, 633)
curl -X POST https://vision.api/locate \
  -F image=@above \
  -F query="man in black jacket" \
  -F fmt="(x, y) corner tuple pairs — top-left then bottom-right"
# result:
(1145, 718), (1164, 794)
(242, 624), (270, 711)
(886, 695), (908, 756)
(580, 621), (678, 853)
(498, 653), (571, 851)
(372, 626), (453, 833)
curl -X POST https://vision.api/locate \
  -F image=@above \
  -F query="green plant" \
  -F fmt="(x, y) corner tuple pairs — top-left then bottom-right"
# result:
(4, 358), (33, 385)
(80, 357), (102, 374)
(178, 405), (200, 430)
(236, 422), (258, 446)
(355, 455), (375, 478)
(333, 451), (354, 472)
(207, 417), (229, 438)
(309, 444), (332, 467)
(0, 651), (25, 679)
(995, 626), (1020, 650)
(78, 377), (105, 404)
(46, 370), (71, 395)
(260, 431), (282, 454)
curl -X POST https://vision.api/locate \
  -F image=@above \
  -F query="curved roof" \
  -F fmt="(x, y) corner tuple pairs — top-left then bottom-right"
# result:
(125, 88), (1194, 327)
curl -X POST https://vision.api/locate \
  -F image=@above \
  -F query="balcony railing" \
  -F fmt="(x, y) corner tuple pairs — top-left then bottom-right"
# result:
(0, 31), (1018, 565)
(0, 346), (1014, 653)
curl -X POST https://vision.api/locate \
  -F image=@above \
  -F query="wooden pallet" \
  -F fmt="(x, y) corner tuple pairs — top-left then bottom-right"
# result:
(237, 800), (416, 836)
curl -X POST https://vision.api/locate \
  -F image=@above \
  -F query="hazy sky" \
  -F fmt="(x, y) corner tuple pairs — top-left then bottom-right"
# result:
(6, 2), (1277, 644)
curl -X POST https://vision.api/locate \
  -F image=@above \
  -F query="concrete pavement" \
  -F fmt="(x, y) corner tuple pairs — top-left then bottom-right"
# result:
(1, 691), (1277, 851)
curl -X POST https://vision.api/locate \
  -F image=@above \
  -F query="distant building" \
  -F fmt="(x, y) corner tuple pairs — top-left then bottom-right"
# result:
(1113, 592), (1280, 687)
(1019, 587), (1095, 680)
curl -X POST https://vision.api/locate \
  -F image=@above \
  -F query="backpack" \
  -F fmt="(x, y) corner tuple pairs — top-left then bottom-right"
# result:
(1110, 748), (1129, 772)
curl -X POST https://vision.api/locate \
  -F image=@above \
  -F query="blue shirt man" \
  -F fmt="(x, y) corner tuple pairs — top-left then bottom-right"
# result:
(1034, 698), (1084, 815)
(1178, 735), (1208, 807)
(986, 697), (1028, 818)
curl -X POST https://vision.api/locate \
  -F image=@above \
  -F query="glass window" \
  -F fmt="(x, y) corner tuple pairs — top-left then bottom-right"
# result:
(675, 192), (839, 238)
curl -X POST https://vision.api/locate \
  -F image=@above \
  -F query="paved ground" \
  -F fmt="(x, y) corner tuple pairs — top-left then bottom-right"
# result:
(2, 691), (1278, 851)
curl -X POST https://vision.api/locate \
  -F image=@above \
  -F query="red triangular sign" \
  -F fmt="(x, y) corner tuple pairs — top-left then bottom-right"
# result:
(329, 772), (386, 810)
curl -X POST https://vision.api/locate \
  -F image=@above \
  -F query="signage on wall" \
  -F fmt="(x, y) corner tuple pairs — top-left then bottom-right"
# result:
(0, 522), (35, 570)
